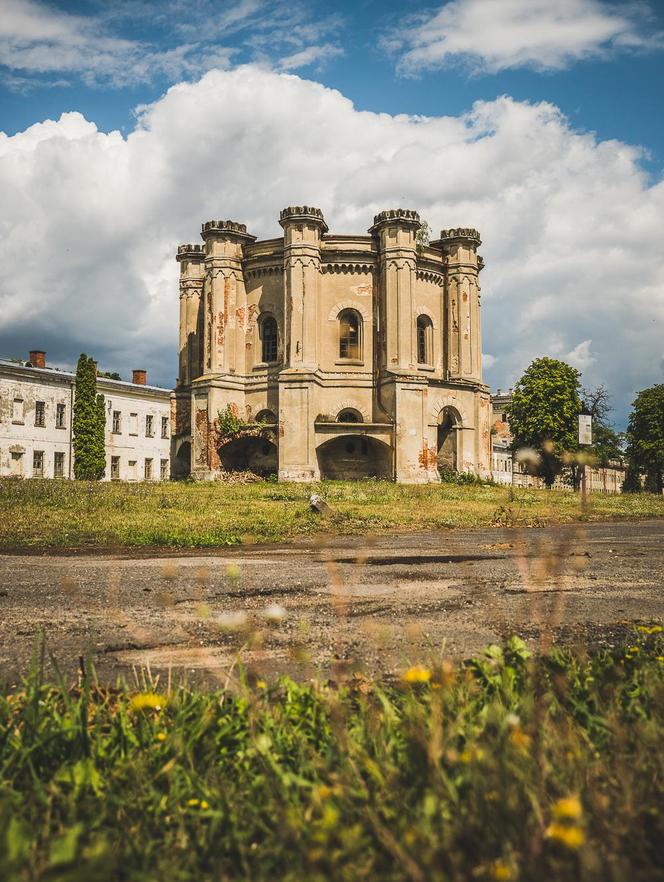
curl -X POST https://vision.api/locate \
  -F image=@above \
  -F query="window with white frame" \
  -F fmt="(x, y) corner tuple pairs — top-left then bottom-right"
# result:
(145, 415), (154, 437)
(161, 416), (169, 439)
(34, 401), (45, 427)
(56, 403), (66, 429)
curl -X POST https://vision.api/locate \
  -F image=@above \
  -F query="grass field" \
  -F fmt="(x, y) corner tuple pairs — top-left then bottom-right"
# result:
(1, 633), (662, 881)
(0, 478), (663, 549)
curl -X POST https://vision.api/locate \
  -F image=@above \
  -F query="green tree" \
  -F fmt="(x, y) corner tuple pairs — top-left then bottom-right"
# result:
(626, 384), (664, 494)
(507, 357), (581, 487)
(73, 354), (106, 480)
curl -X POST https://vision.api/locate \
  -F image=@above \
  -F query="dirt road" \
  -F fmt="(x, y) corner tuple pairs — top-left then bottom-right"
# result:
(0, 519), (662, 685)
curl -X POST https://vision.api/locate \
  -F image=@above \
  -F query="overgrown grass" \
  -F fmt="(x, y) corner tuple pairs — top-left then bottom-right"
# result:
(1, 633), (662, 881)
(0, 478), (663, 549)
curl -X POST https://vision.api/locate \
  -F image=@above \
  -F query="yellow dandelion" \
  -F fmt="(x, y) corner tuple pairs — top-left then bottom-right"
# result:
(186, 798), (200, 807)
(545, 822), (585, 850)
(402, 665), (432, 683)
(155, 732), (167, 742)
(130, 693), (165, 711)
(552, 796), (582, 821)
(491, 859), (512, 881)
(200, 800), (209, 810)
(636, 624), (662, 634)
(256, 680), (267, 690)
(313, 785), (332, 801)
(509, 729), (532, 751)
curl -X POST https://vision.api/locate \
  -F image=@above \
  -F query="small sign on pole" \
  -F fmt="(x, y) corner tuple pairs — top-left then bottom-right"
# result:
(578, 413), (592, 446)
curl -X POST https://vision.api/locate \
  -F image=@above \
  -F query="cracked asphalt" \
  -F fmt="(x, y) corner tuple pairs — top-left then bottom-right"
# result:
(0, 519), (662, 685)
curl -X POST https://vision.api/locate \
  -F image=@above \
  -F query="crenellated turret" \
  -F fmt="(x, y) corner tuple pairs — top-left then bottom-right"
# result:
(176, 244), (205, 385)
(200, 219), (256, 376)
(438, 227), (482, 383)
(279, 206), (327, 369)
(369, 209), (421, 371)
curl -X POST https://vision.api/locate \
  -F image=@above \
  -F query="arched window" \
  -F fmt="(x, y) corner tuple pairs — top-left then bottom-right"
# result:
(337, 408), (363, 423)
(417, 315), (433, 365)
(260, 315), (278, 363)
(338, 309), (362, 360)
(255, 409), (277, 425)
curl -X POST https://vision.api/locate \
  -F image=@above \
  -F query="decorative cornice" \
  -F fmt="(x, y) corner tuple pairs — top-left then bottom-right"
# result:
(369, 209), (420, 233)
(321, 262), (375, 274)
(176, 244), (204, 261)
(416, 269), (444, 285)
(439, 228), (481, 246)
(279, 205), (328, 232)
(245, 265), (284, 279)
(200, 220), (256, 242)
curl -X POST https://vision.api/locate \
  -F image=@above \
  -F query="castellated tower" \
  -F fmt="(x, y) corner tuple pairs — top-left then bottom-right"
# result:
(171, 206), (491, 482)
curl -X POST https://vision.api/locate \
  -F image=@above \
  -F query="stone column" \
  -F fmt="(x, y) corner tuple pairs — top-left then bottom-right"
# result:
(200, 220), (256, 376)
(440, 228), (482, 383)
(176, 244), (205, 385)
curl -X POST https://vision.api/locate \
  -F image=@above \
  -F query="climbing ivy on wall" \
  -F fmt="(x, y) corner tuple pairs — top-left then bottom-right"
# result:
(73, 353), (106, 480)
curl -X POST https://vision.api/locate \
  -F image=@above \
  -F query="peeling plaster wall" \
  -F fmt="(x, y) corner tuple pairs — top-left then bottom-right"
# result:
(0, 363), (172, 481)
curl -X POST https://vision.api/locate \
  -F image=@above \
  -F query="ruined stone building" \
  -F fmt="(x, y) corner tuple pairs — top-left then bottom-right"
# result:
(0, 352), (171, 480)
(172, 207), (492, 482)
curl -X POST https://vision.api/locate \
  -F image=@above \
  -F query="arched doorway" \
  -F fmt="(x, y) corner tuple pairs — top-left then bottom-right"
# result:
(316, 435), (392, 480)
(173, 440), (191, 478)
(437, 407), (462, 472)
(218, 436), (278, 476)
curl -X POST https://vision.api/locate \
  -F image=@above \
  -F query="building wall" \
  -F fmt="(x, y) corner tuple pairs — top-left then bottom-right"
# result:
(0, 368), (73, 479)
(0, 361), (171, 481)
(489, 389), (625, 493)
(174, 207), (491, 483)
(100, 381), (171, 481)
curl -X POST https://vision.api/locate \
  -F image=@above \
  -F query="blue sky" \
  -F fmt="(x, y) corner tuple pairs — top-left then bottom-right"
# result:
(1, 0), (663, 425)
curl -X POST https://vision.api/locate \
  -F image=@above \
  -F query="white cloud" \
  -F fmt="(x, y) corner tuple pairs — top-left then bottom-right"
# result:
(278, 44), (343, 71)
(566, 340), (596, 371)
(0, 0), (342, 87)
(0, 66), (662, 422)
(390, 0), (663, 75)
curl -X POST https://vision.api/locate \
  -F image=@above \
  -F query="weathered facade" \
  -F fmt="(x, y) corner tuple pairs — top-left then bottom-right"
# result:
(0, 353), (171, 480)
(172, 207), (492, 482)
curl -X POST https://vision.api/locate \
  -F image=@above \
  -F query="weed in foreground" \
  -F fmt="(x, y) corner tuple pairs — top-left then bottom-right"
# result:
(0, 633), (662, 882)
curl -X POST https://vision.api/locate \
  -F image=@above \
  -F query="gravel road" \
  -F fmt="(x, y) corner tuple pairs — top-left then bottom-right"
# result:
(0, 519), (662, 685)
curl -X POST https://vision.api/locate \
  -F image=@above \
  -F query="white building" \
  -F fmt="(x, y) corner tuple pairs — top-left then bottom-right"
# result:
(0, 351), (171, 481)
(490, 388), (625, 492)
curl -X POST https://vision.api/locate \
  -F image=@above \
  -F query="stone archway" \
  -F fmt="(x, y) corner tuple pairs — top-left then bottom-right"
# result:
(316, 435), (392, 480)
(437, 407), (462, 472)
(173, 440), (191, 478)
(218, 436), (278, 477)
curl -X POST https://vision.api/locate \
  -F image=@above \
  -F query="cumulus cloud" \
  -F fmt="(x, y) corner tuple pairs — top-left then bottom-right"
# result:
(389, 0), (663, 75)
(0, 66), (662, 422)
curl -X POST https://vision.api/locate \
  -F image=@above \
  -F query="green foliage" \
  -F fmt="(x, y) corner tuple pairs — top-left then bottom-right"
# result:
(1, 636), (662, 881)
(217, 404), (244, 438)
(72, 354), (106, 481)
(0, 479), (662, 549)
(626, 384), (664, 494)
(415, 220), (431, 255)
(508, 358), (582, 487)
(98, 370), (122, 381)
